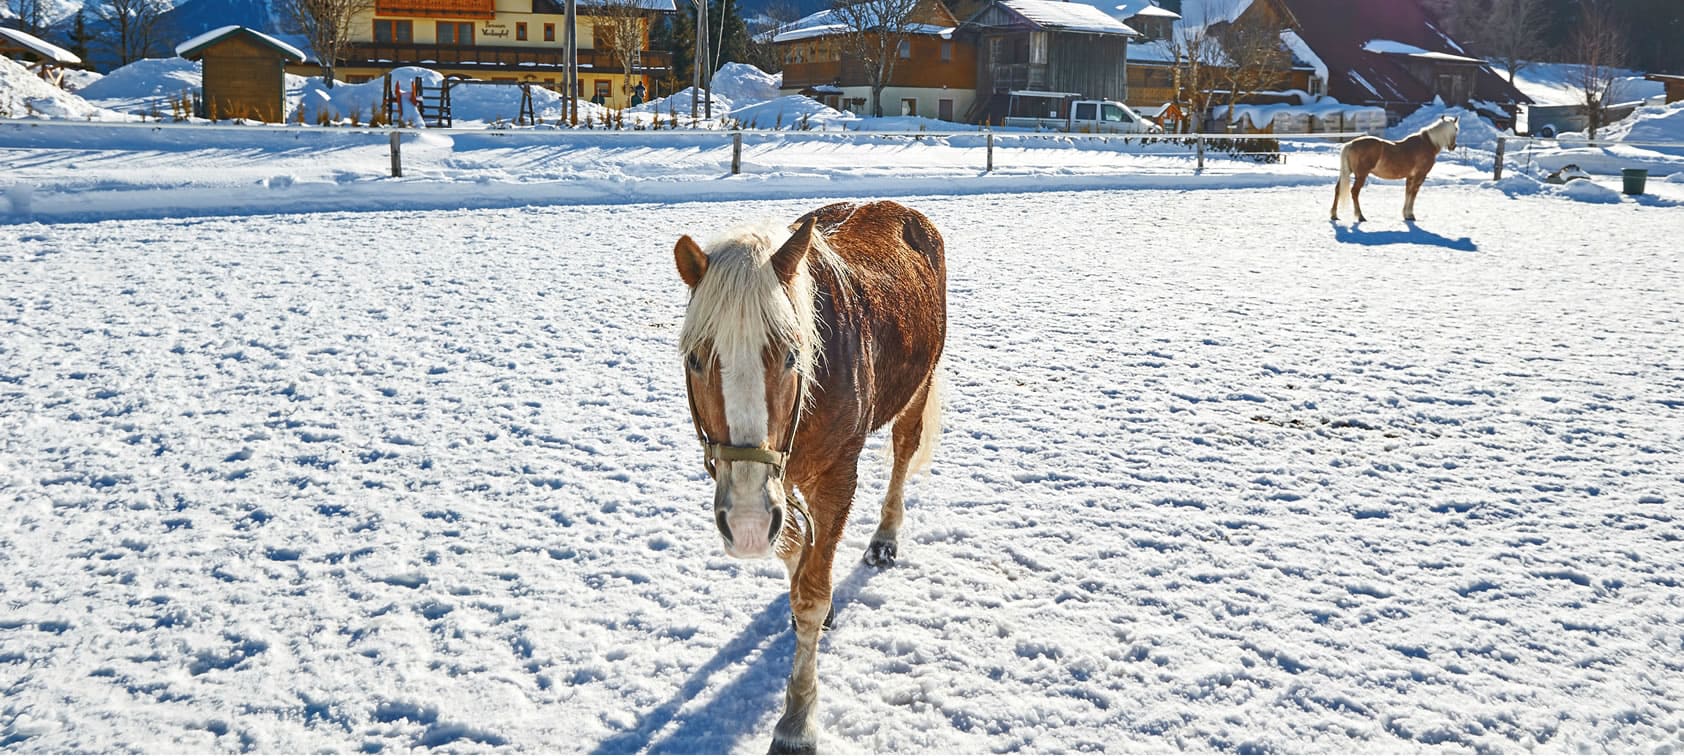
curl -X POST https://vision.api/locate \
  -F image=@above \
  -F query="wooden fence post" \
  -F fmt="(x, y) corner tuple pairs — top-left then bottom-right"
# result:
(731, 131), (742, 175)
(1196, 134), (1205, 172)
(389, 131), (402, 178)
(1493, 136), (1506, 181)
(986, 131), (994, 172)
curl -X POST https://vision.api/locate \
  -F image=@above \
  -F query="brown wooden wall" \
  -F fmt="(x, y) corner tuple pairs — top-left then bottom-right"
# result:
(201, 36), (288, 122)
(777, 35), (975, 90)
(1046, 33), (1128, 103)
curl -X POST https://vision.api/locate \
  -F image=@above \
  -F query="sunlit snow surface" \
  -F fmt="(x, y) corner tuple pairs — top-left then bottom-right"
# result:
(2, 185), (1682, 753)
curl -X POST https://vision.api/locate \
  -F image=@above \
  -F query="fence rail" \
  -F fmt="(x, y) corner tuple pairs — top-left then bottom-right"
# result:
(1, 118), (1369, 178)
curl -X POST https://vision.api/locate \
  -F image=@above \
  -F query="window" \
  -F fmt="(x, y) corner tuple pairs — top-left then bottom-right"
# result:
(373, 19), (413, 43)
(1029, 31), (1047, 64)
(544, 23), (555, 41)
(940, 41), (952, 62)
(516, 22), (527, 40)
(595, 79), (611, 102)
(1074, 102), (1097, 120)
(1102, 103), (1130, 122)
(436, 21), (473, 45)
(900, 97), (916, 116)
(898, 40), (911, 59)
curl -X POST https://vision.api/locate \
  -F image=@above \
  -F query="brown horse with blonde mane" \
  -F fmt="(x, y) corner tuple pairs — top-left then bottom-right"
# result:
(673, 200), (947, 754)
(1332, 115), (1459, 222)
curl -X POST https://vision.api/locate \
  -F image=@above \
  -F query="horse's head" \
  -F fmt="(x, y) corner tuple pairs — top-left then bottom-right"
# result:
(674, 218), (821, 559)
(1433, 115), (1460, 150)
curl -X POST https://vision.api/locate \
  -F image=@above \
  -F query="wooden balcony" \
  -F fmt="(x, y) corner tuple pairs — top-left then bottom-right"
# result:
(340, 43), (672, 74)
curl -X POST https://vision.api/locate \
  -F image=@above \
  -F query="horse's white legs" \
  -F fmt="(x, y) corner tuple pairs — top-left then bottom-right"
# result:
(770, 468), (857, 755)
(867, 373), (940, 567)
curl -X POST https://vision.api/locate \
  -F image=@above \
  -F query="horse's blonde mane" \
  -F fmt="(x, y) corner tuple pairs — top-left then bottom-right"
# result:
(1420, 116), (1459, 149)
(678, 220), (845, 390)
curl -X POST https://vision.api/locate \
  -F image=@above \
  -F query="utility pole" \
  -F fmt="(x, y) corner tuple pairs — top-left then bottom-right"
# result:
(692, 0), (710, 121)
(566, 0), (578, 124)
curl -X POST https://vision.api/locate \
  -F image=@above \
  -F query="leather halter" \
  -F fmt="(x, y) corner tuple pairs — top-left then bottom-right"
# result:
(683, 362), (816, 546)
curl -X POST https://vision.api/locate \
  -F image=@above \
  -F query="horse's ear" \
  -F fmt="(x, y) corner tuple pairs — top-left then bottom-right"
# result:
(675, 235), (707, 289)
(772, 217), (815, 285)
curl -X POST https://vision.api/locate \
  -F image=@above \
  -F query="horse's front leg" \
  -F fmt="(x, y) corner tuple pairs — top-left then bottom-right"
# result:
(1351, 172), (1369, 222)
(770, 476), (855, 754)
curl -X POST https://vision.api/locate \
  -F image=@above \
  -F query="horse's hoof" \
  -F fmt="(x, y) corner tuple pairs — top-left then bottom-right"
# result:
(768, 737), (817, 755)
(864, 540), (898, 568)
(790, 604), (836, 631)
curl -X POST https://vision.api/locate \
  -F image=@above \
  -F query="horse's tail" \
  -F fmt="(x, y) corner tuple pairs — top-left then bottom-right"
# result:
(906, 364), (943, 476)
(1333, 142), (1353, 216)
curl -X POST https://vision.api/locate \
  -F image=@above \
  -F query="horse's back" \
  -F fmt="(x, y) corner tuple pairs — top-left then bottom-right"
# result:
(798, 201), (947, 430)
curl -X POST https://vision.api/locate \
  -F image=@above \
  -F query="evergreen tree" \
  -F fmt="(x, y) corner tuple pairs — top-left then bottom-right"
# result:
(707, 0), (752, 69)
(70, 10), (95, 68)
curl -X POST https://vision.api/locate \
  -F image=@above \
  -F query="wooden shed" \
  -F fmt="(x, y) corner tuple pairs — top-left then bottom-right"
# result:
(1646, 74), (1684, 104)
(0, 26), (83, 88)
(176, 26), (306, 123)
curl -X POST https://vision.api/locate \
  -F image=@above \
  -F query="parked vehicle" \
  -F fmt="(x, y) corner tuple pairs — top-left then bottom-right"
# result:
(1000, 91), (1162, 134)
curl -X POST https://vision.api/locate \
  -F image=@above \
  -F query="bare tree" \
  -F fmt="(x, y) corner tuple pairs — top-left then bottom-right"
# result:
(1213, 13), (1289, 131)
(283, 0), (374, 88)
(596, 0), (649, 103)
(1571, 0), (1625, 140)
(92, 0), (168, 66)
(1444, 0), (1548, 84)
(1169, 21), (1223, 133)
(830, 0), (923, 117)
(7, 0), (52, 35)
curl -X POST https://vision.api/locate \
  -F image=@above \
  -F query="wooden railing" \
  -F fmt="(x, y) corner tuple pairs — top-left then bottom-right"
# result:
(341, 43), (671, 73)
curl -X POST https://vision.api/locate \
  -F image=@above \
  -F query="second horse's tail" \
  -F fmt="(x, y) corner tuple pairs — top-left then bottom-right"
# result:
(1332, 143), (1352, 219)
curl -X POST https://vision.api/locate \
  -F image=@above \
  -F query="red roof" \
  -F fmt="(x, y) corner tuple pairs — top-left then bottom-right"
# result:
(1273, 0), (1529, 107)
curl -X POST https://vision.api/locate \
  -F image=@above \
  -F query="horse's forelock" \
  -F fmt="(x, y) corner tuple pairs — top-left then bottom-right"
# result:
(679, 221), (826, 389)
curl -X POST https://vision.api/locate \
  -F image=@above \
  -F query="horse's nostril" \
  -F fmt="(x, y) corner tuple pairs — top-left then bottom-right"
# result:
(716, 509), (733, 544)
(768, 505), (784, 543)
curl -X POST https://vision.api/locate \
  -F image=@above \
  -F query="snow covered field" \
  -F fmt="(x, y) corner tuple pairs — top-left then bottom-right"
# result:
(3, 177), (1682, 752)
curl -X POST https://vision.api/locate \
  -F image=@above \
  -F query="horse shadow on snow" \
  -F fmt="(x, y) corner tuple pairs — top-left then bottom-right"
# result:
(588, 561), (882, 754)
(1331, 220), (1477, 252)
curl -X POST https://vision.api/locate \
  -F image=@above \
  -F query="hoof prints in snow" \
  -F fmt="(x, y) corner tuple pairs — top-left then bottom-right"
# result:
(0, 188), (1681, 752)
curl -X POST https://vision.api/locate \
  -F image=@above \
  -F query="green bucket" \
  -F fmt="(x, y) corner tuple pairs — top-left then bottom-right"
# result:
(1622, 168), (1648, 195)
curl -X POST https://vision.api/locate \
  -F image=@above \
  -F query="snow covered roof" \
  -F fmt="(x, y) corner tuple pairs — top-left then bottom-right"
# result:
(1000, 0), (1137, 35)
(176, 26), (307, 62)
(771, 4), (955, 43)
(1126, 38), (1176, 63)
(1362, 39), (1482, 64)
(0, 25), (82, 65)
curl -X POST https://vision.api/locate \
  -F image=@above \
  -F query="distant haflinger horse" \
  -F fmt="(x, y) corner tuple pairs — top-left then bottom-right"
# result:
(673, 201), (947, 754)
(1331, 115), (1459, 222)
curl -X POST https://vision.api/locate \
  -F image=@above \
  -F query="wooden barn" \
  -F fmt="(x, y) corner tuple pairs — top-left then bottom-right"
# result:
(1647, 74), (1684, 104)
(175, 26), (306, 123)
(960, 0), (1139, 124)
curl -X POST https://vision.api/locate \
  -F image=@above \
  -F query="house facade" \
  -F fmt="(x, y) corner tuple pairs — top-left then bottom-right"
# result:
(334, 0), (674, 108)
(1231, 0), (1528, 123)
(772, 0), (976, 120)
(962, 0), (1138, 123)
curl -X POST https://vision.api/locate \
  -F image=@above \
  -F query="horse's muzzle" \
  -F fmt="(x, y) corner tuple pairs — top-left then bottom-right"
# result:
(715, 469), (784, 559)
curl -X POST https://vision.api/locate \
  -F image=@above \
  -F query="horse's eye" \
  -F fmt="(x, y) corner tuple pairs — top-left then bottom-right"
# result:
(784, 350), (797, 371)
(686, 353), (702, 372)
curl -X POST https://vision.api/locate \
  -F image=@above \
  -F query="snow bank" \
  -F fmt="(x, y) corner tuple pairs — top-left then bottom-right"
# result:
(1388, 102), (1504, 151)
(1599, 102), (1684, 154)
(1506, 61), (1662, 107)
(709, 62), (781, 104)
(77, 58), (202, 104)
(728, 94), (845, 129)
(0, 55), (108, 119)
(60, 68), (104, 92)
(632, 86), (734, 119)
(1560, 177), (1622, 203)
